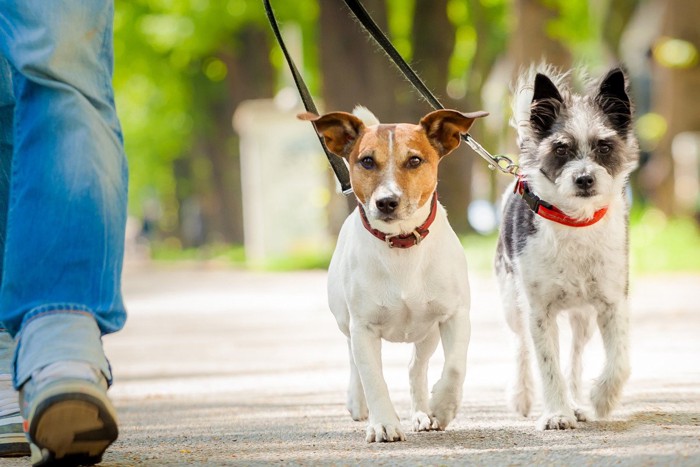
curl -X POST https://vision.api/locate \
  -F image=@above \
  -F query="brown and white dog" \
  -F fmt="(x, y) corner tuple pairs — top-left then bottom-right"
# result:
(299, 106), (487, 442)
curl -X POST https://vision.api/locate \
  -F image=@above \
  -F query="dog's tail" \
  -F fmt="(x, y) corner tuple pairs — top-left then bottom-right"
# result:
(510, 63), (569, 144)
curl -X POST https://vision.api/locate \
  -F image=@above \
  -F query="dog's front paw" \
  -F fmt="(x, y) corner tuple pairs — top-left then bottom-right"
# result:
(347, 398), (368, 421)
(428, 399), (457, 430)
(573, 407), (590, 422)
(429, 380), (461, 430)
(412, 411), (440, 432)
(508, 388), (533, 417)
(536, 413), (578, 430)
(365, 420), (406, 443)
(590, 381), (618, 418)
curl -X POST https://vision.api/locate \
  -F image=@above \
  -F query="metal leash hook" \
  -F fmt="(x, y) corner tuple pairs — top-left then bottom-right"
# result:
(491, 155), (520, 176)
(462, 134), (520, 176)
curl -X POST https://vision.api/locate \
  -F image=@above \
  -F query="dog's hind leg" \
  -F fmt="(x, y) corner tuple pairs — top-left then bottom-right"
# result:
(409, 326), (440, 432)
(502, 283), (534, 417)
(429, 306), (471, 430)
(590, 298), (630, 418)
(346, 337), (368, 421)
(568, 309), (595, 422)
(510, 314), (535, 418)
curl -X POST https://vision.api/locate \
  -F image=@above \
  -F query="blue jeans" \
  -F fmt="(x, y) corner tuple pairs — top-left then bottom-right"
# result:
(0, 1), (128, 388)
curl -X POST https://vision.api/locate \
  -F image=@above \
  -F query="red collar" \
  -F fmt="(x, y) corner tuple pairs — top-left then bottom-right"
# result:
(358, 192), (438, 248)
(514, 176), (608, 227)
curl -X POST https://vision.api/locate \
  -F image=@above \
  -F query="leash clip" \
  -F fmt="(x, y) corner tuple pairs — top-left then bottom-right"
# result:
(490, 155), (520, 176)
(463, 135), (519, 177)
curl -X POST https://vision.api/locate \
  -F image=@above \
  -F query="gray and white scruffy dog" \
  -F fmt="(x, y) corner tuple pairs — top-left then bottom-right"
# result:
(495, 65), (639, 430)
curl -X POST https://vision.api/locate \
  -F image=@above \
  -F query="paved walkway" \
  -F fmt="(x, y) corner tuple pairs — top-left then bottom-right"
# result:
(7, 267), (700, 466)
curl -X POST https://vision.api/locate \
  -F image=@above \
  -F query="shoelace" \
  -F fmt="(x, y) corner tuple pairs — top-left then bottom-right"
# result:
(0, 374), (20, 417)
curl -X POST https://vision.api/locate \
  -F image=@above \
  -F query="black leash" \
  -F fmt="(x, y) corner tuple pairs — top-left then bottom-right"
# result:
(263, 0), (353, 194)
(263, 0), (518, 197)
(341, 0), (518, 177)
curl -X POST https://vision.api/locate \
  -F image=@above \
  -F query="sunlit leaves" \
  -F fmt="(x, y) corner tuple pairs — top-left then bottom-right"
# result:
(653, 36), (699, 69)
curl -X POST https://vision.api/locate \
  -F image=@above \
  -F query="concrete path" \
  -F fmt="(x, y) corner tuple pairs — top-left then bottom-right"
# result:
(6, 267), (700, 466)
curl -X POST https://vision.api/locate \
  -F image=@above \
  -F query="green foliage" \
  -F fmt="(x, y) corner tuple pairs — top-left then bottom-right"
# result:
(444, 0), (509, 98)
(148, 207), (699, 274)
(114, 0), (319, 224)
(113, 0), (697, 271)
(460, 233), (499, 274)
(150, 241), (333, 271)
(629, 210), (700, 274)
(544, 0), (607, 65)
(386, 0), (415, 60)
(151, 242), (246, 264)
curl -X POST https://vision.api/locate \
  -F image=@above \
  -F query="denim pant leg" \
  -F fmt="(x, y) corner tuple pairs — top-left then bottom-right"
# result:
(0, 1), (128, 388)
(0, 331), (13, 375)
(0, 50), (15, 378)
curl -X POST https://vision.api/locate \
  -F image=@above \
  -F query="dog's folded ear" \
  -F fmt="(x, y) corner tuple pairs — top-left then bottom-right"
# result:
(420, 109), (489, 157)
(298, 111), (365, 158)
(595, 68), (632, 136)
(530, 73), (565, 139)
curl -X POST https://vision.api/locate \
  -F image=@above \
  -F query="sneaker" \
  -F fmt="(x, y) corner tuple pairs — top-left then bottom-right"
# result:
(0, 374), (30, 457)
(20, 361), (118, 466)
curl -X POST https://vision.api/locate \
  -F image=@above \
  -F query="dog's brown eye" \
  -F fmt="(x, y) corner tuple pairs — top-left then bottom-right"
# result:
(360, 156), (375, 170)
(407, 156), (423, 168)
(555, 145), (568, 157)
(598, 143), (612, 155)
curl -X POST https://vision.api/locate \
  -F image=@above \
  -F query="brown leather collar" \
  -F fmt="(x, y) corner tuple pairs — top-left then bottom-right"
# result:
(358, 192), (438, 248)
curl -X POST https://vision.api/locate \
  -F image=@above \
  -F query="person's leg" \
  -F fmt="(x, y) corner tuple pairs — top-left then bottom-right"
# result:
(0, 54), (28, 458)
(0, 0), (128, 463)
(0, 331), (28, 457)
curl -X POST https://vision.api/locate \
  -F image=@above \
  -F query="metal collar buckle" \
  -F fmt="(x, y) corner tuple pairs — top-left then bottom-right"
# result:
(385, 230), (422, 248)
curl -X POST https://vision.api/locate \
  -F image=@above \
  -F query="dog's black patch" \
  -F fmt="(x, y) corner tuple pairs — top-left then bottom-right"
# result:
(590, 138), (625, 176)
(539, 135), (577, 181)
(496, 191), (538, 268)
(494, 240), (513, 275)
(530, 74), (565, 139)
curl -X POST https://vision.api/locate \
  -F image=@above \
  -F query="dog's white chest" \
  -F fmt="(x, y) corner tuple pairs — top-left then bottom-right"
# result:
(519, 216), (628, 305)
(327, 209), (470, 344)
(370, 290), (450, 342)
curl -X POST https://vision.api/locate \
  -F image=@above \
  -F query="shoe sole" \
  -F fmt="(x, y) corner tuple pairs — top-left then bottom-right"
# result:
(27, 382), (118, 466)
(0, 438), (31, 457)
(0, 415), (30, 457)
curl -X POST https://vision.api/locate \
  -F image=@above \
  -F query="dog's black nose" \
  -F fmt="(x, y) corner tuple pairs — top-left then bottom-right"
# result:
(376, 196), (399, 214)
(575, 175), (595, 189)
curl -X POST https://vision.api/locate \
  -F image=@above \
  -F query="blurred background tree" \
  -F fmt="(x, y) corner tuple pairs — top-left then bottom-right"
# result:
(114, 0), (700, 269)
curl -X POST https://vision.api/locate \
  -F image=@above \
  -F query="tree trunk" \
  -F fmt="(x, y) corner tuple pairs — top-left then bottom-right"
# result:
(411, 0), (472, 232)
(601, 0), (639, 58)
(644, 0), (700, 215)
(319, 0), (416, 229)
(509, 0), (571, 68)
(180, 25), (275, 245)
(319, 0), (411, 121)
